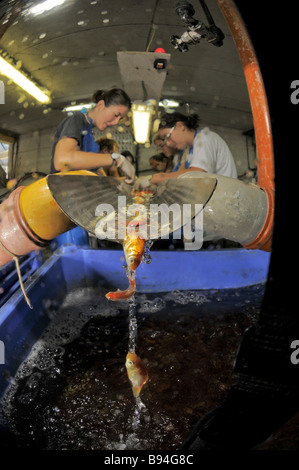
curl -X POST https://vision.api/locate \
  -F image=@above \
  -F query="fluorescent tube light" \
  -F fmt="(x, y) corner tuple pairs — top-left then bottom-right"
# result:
(131, 102), (154, 144)
(63, 103), (93, 112)
(30, 0), (65, 16)
(0, 56), (51, 104)
(159, 99), (180, 108)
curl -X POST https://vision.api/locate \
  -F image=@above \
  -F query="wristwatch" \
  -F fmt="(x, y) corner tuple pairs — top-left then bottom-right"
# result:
(111, 153), (119, 161)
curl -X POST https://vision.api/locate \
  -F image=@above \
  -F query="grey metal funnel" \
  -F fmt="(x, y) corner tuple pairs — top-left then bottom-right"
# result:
(46, 174), (217, 241)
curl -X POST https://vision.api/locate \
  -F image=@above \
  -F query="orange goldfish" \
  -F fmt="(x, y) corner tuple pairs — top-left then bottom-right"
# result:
(105, 188), (152, 301)
(123, 230), (145, 271)
(105, 274), (136, 301)
(105, 231), (145, 301)
(125, 351), (149, 398)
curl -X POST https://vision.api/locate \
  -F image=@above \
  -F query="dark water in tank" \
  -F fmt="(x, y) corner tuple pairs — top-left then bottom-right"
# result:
(0, 284), (265, 450)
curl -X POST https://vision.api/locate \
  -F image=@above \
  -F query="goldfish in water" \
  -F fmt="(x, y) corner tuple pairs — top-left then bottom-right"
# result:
(105, 230), (145, 301)
(125, 351), (149, 398)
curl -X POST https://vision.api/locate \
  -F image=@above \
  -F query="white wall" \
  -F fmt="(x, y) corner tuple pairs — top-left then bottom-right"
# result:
(14, 127), (56, 179)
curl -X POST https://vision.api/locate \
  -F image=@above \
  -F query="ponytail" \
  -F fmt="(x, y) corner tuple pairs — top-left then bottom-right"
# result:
(91, 88), (131, 109)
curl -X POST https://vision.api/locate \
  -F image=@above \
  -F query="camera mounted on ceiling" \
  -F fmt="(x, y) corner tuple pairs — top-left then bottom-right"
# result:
(154, 57), (167, 70)
(171, 0), (225, 52)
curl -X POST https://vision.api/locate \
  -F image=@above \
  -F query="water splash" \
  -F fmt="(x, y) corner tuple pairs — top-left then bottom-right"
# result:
(142, 240), (153, 265)
(128, 297), (137, 352)
(126, 278), (149, 434)
(127, 239), (152, 351)
(132, 396), (147, 430)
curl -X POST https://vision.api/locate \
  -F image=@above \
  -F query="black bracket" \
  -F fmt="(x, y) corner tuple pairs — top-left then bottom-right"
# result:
(171, 0), (224, 52)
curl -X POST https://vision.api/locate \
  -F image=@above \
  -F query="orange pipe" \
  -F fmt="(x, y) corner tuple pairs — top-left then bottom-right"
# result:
(0, 186), (48, 266)
(216, 0), (274, 251)
(0, 170), (96, 266)
(19, 175), (75, 241)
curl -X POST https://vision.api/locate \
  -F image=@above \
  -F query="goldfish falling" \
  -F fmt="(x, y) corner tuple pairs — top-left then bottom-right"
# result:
(106, 188), (152, 301)
(125, 351), (149, 398)
(105, 230), (145, 301)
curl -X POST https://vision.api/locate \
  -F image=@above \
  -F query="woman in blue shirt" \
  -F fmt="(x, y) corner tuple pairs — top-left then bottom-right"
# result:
(51, 88), (135, 183)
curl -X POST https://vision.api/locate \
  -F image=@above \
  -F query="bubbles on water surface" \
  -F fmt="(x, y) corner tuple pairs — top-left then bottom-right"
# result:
(138, 296), (166, 313)
(0, 284), (265, 450)
(164, 289), (210, 306)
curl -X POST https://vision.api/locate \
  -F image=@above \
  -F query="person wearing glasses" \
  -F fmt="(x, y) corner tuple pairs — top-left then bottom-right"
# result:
(153, 133), (184, 171)
(150, 112), (237, 184)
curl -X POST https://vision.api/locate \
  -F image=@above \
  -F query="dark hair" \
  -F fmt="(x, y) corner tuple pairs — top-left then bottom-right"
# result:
(96, 137), (118, 152)
(150, 154), (169, 162)
(91, 88), (131, 109)
(121, 150), (135, 164)
(159, 112), (200, 130)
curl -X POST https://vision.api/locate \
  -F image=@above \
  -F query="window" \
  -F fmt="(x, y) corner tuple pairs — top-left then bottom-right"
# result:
(0, 142), (8, 186)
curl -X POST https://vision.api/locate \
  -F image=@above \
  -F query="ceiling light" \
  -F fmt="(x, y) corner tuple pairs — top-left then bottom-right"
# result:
(0, 80), (4, 104)
(131, 101), (156, 144)
(159, 99), (180, 108)
(29, 0), (65, 16)
(0, 56), (51, 104)
(63, 103), (93, 113)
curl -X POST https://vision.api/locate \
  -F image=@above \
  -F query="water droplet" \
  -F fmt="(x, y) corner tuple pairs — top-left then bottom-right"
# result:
(17, 94), (26, 103)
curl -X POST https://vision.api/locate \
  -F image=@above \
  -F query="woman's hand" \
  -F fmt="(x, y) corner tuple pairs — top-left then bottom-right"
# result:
(116, 154), (136, 184)
(151, 172), (172, 184)
(134, 175), (152, 190)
